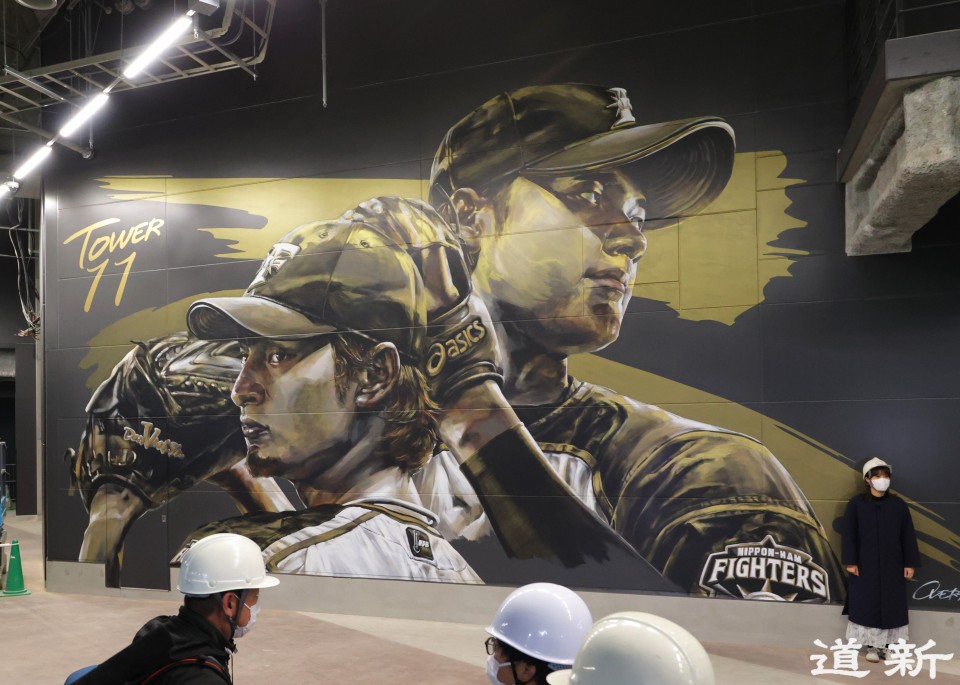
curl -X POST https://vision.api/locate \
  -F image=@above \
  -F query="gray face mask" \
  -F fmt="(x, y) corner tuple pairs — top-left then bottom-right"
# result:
(234, 601), (259, 638)
(487, 655), (512, 685)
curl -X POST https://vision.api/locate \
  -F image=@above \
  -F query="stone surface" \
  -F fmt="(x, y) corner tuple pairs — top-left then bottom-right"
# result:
(846, 76), (960, 256)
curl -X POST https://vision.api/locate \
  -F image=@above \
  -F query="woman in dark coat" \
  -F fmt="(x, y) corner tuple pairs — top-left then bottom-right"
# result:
(842, 457), (921, 663)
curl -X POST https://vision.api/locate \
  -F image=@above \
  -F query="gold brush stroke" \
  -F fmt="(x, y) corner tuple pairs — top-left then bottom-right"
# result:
(634, 151), (808, 325)
(80, 291), (243, 390)
(97, 177), (421, 260)
(100, 156), (797, 325)
(569, 353), (960, 571)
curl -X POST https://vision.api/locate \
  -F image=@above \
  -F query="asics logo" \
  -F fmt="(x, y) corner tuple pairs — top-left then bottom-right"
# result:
(425, 319), (487, 377)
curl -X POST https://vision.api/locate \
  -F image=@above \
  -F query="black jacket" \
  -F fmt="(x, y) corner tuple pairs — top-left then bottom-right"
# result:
(75, 605), (234, 684)
(842, 493), (921, 630)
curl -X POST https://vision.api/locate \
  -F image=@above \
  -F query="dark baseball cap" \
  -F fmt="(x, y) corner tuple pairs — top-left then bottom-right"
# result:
(429, 84), (736, 221)
(187, 218), (426, 360)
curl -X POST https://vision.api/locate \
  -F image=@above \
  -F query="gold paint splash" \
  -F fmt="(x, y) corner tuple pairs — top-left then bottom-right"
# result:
(97, 177), (421, 260)
(634, 151), (809, 325)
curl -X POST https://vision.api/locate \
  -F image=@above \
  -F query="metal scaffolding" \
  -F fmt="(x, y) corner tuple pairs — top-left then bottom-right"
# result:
(0, 0), (276, 156)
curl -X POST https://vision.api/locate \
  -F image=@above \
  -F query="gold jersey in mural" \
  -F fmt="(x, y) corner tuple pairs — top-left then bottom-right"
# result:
(417, 380), (843, 601)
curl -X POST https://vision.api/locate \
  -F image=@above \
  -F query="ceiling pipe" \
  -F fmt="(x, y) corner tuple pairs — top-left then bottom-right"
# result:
(4, 67), (70, 105)
(0, 111), (91, 157)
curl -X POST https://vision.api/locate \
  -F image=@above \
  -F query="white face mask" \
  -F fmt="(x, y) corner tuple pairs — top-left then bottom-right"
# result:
(486, 655), (512, 685)
(871, 477), (891, 493)
(234, 601), (259, 638)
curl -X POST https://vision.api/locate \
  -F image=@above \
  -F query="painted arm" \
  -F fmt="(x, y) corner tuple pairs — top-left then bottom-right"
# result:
(440, 382), (677, 591)
(78, 484), (146, 587)
(207, 460), (294, 513)
(343, 197), (675, 590)
(604, 430), (844, 600)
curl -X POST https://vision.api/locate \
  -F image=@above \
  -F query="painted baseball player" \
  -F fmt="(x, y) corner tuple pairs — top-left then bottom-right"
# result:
(66, 83), (843, 599)
(184, 215), (480, 583)
(66, 334), (292, 587)
(339, 196), (676, 591)
(420, 83), (844, 600)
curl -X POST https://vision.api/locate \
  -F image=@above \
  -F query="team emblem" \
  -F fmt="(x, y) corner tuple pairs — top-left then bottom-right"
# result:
(606, 87), (636, 129)
(246, 242), (300, 293)
(699, 535), (830, 602)
(406, 528), (435, 561)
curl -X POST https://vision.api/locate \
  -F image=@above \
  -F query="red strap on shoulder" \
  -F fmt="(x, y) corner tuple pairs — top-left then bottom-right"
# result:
(140, 656), (229, 684)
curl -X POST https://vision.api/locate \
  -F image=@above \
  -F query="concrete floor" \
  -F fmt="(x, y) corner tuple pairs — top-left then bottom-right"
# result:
(2, 512), (958, 684)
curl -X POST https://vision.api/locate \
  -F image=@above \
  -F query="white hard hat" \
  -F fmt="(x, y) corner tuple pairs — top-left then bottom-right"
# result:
(862, 457), (892, 478)
(547, 612), (714, 685)
(177, 533), (280, 596)
(486, 583), (593, 666)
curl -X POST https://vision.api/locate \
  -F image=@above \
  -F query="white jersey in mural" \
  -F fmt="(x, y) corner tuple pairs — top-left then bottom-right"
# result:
(261, 498), (482, 584)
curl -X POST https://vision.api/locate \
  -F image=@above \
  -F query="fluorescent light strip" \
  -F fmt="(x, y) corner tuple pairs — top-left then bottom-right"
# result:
(123, 15), (193, 79)
(14, 145), (53, 180)
(60, 93), (110, 138)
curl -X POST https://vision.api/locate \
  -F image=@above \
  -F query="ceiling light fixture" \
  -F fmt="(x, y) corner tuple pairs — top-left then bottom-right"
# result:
(14, 0), (59, 10)
(14, 144), (53, 180)
(60, 93), (110, 138)
(123, 13), (195, 79)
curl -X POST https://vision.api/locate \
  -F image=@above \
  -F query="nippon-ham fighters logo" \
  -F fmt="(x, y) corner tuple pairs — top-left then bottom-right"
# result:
(699, 535), (829, 602)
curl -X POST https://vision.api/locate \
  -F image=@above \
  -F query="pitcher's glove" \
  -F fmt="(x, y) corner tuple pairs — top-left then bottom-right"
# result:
(66, 332), (246, 511)
(342, 197), (503, 404)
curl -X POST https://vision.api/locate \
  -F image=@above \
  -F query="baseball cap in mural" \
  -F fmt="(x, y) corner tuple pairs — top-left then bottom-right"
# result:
(187, 218), (426, 360)
(429, 83), (736, 221)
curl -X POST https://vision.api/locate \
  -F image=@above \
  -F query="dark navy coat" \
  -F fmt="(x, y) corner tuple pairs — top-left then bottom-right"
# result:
(841, 493), (920, 629)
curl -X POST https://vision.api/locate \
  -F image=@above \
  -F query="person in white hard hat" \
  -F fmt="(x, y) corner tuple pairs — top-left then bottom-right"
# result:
(485, 583), (593, 685)
(70, 533), (279, 685)
(841, 458), (920, 664)
(546, 612), (715, 685)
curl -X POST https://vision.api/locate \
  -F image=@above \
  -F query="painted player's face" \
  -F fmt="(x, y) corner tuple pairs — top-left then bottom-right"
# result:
(472, 171), (647, 356)
(232, 336), (357, 479)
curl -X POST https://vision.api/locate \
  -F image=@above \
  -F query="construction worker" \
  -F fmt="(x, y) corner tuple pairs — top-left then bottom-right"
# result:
(486, 583), (593, 685)
(547, 612), (714, 685)
(68, 533), (278, 684)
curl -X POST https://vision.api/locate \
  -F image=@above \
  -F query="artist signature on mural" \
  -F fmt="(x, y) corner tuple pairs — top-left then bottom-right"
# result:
(912, 580), (960, 602)
(63, 217), (164, 312)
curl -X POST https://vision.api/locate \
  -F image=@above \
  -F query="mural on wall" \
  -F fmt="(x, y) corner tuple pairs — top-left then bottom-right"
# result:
(47, 78), (960, 607)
